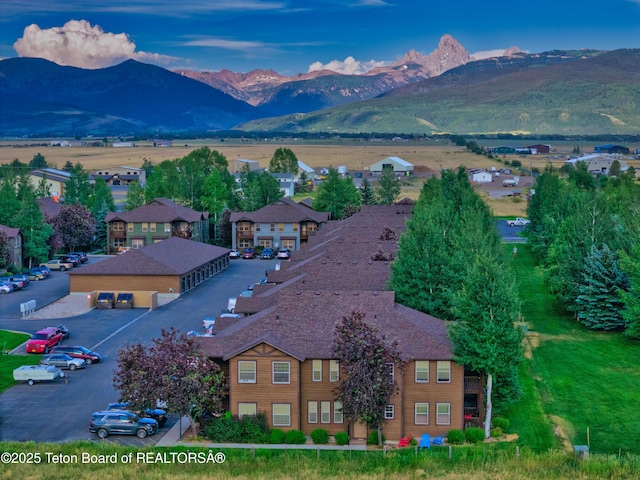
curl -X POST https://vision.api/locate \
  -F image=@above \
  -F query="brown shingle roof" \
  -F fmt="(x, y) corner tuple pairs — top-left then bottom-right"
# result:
(68, 237), (228, 276)
(105, 198), (208, 223)
(196, 290), (452, 361)
(229, 198), (330, 224)
(37, 197), (63, 220)
(0, 225), (20, 238)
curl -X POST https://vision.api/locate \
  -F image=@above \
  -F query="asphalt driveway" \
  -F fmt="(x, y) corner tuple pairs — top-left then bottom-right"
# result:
(0, 256), (278, 445)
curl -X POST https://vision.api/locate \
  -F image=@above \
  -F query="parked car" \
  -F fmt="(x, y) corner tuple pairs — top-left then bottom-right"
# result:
(506, 217), (531, 227)
(40, 259), (73, 271)
(55, 325), (70, 339)
(39, 353), (85, 371)
(89, 410), (158, 439)
(27, 268), (46, 281)
(106, 402), (167, 426)
(260, 248), (275, 259)
(0, 282), (13, 294)
(242, 248), (256, 259)
(51, 345), (100, 364)
(25, 327), (63, 353)
(58, 255), (80, 267)
(68, 251), (88, 263)
(229, 249), (241, 259)
(31, 266), (51, 277)
(0, 277), (27, 290)
(277, 248), (291, 259)
(6, 273), (30, 286)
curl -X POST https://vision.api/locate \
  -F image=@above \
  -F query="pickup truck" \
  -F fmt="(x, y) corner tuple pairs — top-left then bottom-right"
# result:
(13, 365), (65, 385)
(40, 259), (73, 271)
(506, 218), (531, 227)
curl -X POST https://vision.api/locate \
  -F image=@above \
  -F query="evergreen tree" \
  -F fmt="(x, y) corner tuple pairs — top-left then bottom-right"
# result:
(576, 244), (628, 330)
(62, 160), (74, 172)
(0, 230), (9, 269)
(269, 147), (298, 174)
(313, 167), (360, 219)
(93, 203), (109, 252)
(201, 169), (231, 237)
(374, 166), (401, 205)
(14, 196), (54, 267)
(35, 174), (51, 198)
(619, 244), (640, 339)
(124, 181), (145, 211)
(29, 153), (48, 169)
(295, 171), (311, 194)
(448, 251), (524, 437)
(0, 175), (21, 225)
(359, 177), (376, 205)
(609, 159), (621, 177)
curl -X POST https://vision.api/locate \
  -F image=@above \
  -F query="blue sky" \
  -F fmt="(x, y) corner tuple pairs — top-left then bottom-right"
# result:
(1, 0), (639, 75)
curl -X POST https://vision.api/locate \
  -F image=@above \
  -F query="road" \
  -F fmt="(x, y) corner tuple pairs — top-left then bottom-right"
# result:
(496, 220), (528, 243)
(0, 256), (278, 445)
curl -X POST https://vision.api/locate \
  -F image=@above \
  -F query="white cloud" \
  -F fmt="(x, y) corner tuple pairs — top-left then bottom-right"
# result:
(13, 20), (179, 69)
(308, 56), (386, 75)
(471, 48), (527, 60)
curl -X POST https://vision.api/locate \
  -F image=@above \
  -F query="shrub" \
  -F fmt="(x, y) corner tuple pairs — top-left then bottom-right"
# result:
(310, 428), (329, 444)
(465, 427), (485, 444)
(284, 429), (307, 444)
(367, 431), (385, 445)
(492, 417), (510, 431)
(204, 413), (269, 443)
(447, 429), (465, 445)
(490, 427), (503, 438)
(270, 429), (285, 444)
(334, 432), (349, 446)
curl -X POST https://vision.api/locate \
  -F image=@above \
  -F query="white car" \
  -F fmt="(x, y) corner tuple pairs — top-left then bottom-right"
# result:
(229, 249), (241, 259)
(277, 248), (291, 259)
(0, 283), (12, 294)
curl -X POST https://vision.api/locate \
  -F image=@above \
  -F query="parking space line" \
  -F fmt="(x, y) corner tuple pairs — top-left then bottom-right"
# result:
(91, 309), (152, 351)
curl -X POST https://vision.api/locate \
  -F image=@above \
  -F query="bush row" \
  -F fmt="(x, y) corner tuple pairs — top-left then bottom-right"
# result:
(204, 413), (349, 445)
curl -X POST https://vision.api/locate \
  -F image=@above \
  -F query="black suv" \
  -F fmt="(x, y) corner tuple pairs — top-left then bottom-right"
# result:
(58, 255), (80, 267)
(68, 252), (88, 263)
(89, 411), (158, 439)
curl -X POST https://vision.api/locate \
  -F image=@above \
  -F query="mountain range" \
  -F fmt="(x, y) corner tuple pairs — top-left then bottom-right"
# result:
(1, 35), (638, 136)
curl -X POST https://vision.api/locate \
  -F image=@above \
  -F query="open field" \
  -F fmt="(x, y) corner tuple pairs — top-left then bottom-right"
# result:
(3, 138), (637, 217)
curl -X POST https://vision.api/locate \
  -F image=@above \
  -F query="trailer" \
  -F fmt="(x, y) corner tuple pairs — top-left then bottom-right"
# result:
(13, 365), (65, 385)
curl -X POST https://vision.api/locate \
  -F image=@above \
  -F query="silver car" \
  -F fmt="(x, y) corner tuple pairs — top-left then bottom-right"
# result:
(39, 354), (85, 371)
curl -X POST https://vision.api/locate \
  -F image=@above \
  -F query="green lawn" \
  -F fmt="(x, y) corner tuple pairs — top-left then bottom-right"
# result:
(0, 331), (40, 390)
(507, 244), (640, 454)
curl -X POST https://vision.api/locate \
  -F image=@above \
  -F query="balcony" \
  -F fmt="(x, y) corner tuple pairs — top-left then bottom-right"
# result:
(236, 229), (254, 239)
(464, 376), (481, 394)
(110, 230), (126, 239)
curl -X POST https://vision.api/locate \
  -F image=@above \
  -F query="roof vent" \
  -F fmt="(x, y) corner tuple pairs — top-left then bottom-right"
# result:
(334, 291), (340, 295)
(353, 291), (359, 296)
(295, 290), (302, 295)
(315, 291), (321, 295)
(352, 261), (357, 265)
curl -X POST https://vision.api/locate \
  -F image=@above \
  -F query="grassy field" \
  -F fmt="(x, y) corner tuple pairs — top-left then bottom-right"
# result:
(507, 244), (640, 455)
(0, 331), (40, 390)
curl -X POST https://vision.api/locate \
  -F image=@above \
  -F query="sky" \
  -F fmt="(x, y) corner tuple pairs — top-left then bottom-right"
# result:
(1, 0), (639, 76)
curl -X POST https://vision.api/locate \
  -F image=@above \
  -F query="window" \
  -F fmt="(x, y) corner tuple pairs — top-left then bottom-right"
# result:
(385, 405), (395, 420)
(312, 360), (322, 382)
(436, 403), (451, 425)
(258, 239), (272, 247)
(293, 223), (299, 232)
(238, 403), (256, 419)
(255, 224), (261, 232)
(238, 222), (251, 232)
(112, 221), (124, 231)
(386, 363), (395, 382)
(127, 223), (134, 233)
(415, 403), (429, 425)
(334, 401), (343, 424)
(282, 239), (295, 249)
(270, 223), (276, 232)
(238, 361), (256, 383)
(272, 404), (290, 426)
(164, 223), (171, 233)
(308, 401), (318, 423)
(272, 361), (290, 384)
(131, 239), (144, 249)
(307, 223), (318, 232)
(321, 401), (331, 423)
(113, 238), (125, 248)
(238, 240), (252, 248)
(150, 223), (156, 232)
(437, 361), (451, 383)
(415, 361), (429, 383)
(141, 222), (148, 232)
(330, 360), (339, 382)
(278, 223), (284, 232)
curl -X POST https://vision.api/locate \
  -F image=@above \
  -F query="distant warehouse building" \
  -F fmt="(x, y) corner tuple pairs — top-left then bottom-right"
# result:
(370, 157), (414, 175)
(594, 144), (630, 155)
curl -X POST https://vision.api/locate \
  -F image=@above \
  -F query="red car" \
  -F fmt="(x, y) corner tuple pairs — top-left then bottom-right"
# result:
(242, 248), (256, 259)
(26, 327), (64, 354)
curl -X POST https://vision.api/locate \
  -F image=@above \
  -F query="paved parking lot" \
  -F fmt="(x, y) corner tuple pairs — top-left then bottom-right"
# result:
(0, 256), (279, 445)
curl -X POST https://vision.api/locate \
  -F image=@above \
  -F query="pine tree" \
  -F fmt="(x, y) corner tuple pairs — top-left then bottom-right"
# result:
(576, 244), (628, 330)
(359, 177), (376, 205)
(619, 245), (640, 339)
(374, 166), (401, 205)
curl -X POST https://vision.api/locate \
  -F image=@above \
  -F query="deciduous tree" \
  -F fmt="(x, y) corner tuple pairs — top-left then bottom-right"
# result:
(55, 203), (96, 251)
(64, 162), (91, 205)
(269, 147), (298, 174)
(124, 181), (145, 211)
(113, 328), (225, 437)
(313, 167), (360, 219)
(332, 310), (402, 445)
